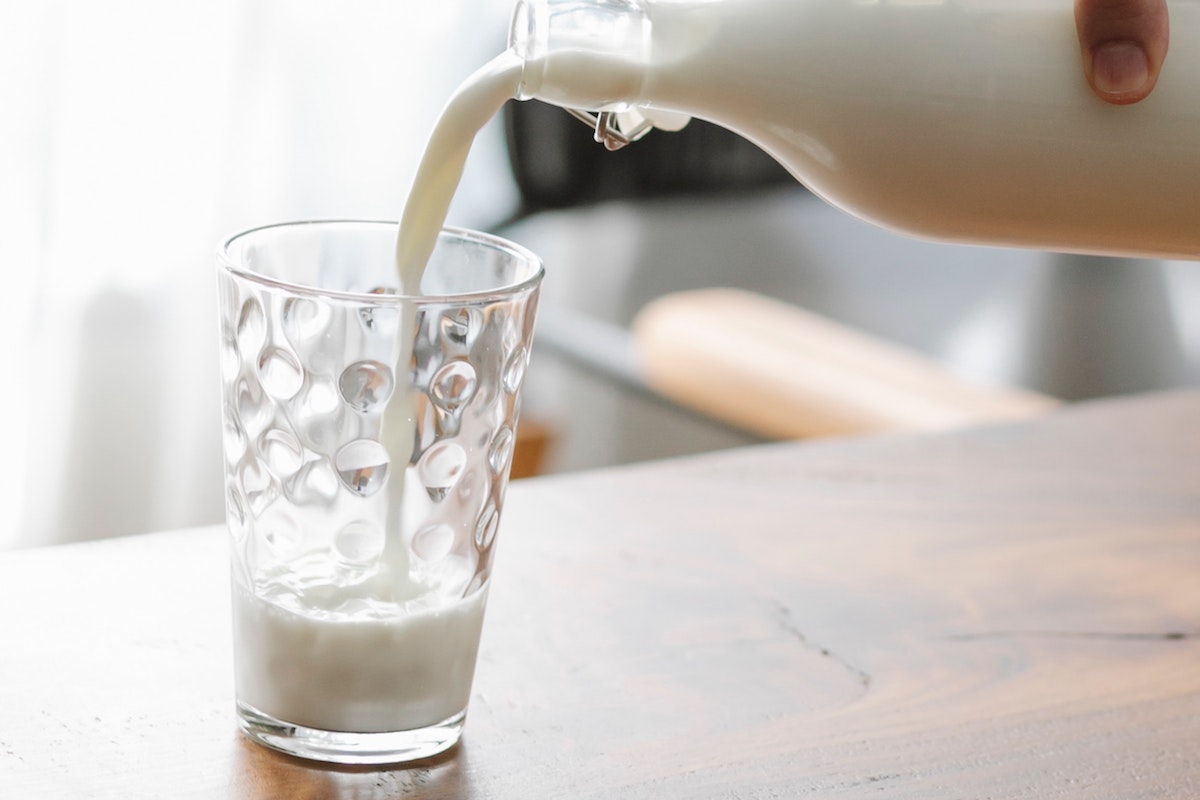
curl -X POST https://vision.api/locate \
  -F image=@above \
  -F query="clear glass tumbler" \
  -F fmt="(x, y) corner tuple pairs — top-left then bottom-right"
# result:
(216, 221), (543, 764)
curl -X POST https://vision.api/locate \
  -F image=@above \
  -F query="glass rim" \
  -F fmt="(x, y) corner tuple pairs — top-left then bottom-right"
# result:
(217, 219), (545, 305)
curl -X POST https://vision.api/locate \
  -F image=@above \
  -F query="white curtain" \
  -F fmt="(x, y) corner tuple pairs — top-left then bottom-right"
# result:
(1, 0), (520, 548)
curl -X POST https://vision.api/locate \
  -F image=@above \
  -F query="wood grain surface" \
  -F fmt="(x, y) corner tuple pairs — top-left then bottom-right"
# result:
(1, 391), (1198, 799)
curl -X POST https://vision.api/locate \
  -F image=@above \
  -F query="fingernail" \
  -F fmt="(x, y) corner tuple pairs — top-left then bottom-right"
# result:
(1091, 40), (1150, 96)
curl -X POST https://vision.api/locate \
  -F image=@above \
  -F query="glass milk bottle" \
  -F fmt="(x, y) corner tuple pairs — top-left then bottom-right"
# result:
(509, 0), (1200, 259)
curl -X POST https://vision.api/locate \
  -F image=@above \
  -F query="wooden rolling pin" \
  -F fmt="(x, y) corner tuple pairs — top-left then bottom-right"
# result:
(632, 288), (1059, 439)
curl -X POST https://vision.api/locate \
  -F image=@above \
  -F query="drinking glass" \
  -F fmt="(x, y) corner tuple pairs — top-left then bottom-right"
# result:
(216, 221), (542, 764)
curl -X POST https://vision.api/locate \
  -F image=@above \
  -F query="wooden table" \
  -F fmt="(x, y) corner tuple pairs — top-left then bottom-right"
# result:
(2, 391), (1198, 798)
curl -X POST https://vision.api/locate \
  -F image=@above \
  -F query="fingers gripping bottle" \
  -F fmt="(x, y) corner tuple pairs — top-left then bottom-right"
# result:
(509, 0), (1200, 259)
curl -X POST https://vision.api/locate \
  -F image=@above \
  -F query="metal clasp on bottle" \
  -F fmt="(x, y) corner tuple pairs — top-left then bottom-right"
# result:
(565, 108), (655, 151)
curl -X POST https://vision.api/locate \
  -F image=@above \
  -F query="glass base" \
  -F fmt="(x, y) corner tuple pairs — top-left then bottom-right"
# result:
(236, 701), (465, 766)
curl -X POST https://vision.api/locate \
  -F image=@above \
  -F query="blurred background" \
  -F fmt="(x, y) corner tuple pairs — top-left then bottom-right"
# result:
(2, 0), (1197, 549)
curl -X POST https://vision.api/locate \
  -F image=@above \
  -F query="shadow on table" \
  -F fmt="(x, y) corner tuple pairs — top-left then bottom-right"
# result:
(232, 735), (472, 798)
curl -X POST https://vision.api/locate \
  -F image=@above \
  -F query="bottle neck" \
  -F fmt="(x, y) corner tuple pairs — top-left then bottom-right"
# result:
(509, 0), (701, 147)
(509, 0), (651, 110)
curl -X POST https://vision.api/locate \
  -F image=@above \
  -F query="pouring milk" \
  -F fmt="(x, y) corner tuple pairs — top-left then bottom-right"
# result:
(232, 55), (537, 736)
(236, 0), (1200, 737)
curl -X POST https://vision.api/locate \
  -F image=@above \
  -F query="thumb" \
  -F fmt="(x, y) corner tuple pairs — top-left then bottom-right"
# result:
(1075, 0), (1170, 104)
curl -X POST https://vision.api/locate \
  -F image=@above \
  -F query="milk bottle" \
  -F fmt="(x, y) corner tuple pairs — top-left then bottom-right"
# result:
(508, 0), (1200, 259)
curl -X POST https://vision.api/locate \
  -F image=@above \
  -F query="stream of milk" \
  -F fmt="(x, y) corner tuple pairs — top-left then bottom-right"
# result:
(234, 52), (536, 735)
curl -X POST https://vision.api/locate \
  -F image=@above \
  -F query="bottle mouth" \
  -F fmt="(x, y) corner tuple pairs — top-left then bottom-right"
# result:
(510, 0), (651, 53)
(506, 0), (652, 104)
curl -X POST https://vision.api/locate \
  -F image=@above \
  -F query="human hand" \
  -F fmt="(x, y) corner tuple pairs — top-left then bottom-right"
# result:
(1075, 0), (1170, 104)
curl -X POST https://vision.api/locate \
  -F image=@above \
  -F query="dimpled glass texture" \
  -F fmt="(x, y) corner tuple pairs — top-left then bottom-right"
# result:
(217, 224), (542, 768)
(218, 222), (542, 606)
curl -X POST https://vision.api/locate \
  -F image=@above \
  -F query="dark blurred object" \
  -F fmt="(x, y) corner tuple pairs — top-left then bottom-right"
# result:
(504, 100), (794, 213)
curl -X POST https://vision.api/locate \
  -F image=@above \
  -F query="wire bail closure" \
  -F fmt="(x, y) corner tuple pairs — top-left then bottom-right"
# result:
(566, 108), (655, 151)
